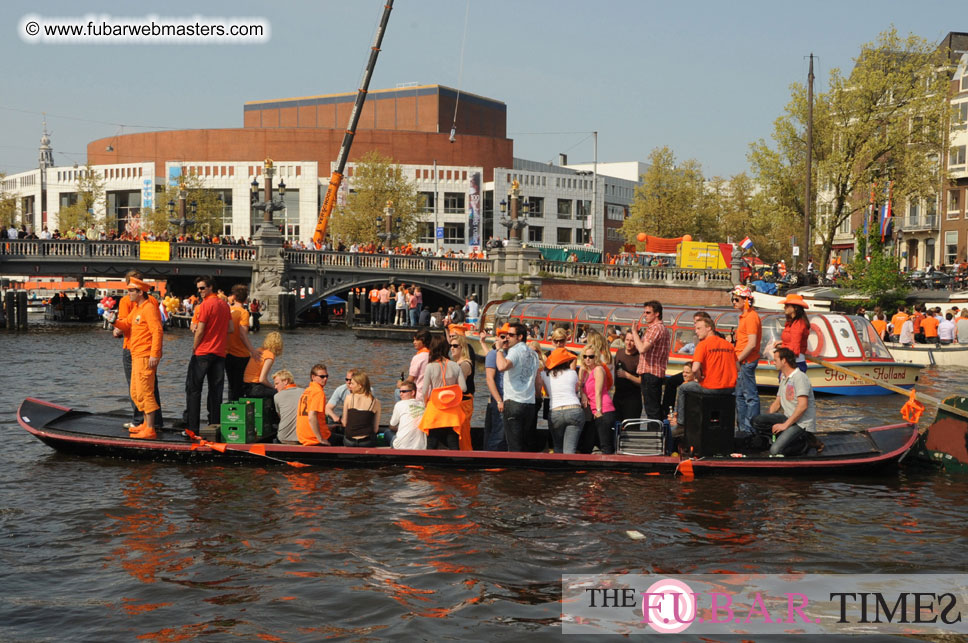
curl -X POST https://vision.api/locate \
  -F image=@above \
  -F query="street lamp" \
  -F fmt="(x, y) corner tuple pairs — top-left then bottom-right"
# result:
(498, 180), (529, 247)
(250, 159), (287, 243)
(168, 182), (195, 237)
(376, 200), (396, 247)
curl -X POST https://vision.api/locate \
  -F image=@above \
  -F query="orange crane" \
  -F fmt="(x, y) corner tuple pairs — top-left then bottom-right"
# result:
(312, 0), (394, 248)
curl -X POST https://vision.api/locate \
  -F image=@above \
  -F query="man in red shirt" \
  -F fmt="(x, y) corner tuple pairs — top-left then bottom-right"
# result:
(186, 275), (232, 432)
(674, 316), (738, 428)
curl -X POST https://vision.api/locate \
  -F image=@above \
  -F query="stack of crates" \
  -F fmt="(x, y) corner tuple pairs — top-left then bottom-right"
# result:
(220, 401), (256, 444)
(239, 397), (267, 440)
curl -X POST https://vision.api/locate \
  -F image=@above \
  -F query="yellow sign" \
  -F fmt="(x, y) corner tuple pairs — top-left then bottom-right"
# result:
(676, 241), (727, 269)
(140, 241), (171, 262)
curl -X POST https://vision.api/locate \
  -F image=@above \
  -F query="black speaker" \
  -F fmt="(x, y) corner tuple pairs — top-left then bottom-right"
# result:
(682, 390), (735, 457)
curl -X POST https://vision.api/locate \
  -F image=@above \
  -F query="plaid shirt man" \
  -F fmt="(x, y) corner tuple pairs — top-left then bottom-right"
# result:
(637, 317), (670, 377)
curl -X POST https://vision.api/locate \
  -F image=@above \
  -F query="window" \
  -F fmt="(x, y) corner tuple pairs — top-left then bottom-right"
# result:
(527, 196), (544, 217)
(443, 192), (465, 214)
(443, 222), (464, 244)
(945, 231), (958, 265)
(908, 199), (919, 225)
(419, 191), (435, 213)
(528, 226), (543, 243)
(417, 222), (435, 244)
(953, 102), (968, 127)
(950, 145), (967, 168)
(926, 194), (937, 218)
(606, 228), (622, 241)
(557, 199), (572, 219)
(576, 200), (591, 220)
(606, 204), (625, 221)
(925, 238), (936, 266)
(557, 228), (571, 244)
(949, 190), (961, 214)
(576, 228), (591, 244)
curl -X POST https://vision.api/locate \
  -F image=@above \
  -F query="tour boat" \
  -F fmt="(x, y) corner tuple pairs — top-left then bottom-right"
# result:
(884, 341), (968, 367)
(468, 299), (921, 395)
(17, 398), (917, 474)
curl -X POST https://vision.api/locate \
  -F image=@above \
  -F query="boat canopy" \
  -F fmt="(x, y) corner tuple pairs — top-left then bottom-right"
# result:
(479, 299), (894, 362)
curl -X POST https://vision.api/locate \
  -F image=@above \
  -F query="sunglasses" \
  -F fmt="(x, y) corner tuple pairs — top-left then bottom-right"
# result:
(582, 354), (597, 360)
(399, 389), (415, 394)
(313, 373), (328, 378)
(450, 344), (460, 348)
(498, 334), (508, 339)
(553, 338), (566, 343)
(345, 377), (352, 381)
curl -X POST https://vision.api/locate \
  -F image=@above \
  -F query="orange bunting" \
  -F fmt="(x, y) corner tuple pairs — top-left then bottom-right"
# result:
(677, 458), (695, 478)
(900, 389), (925, 423)
(249, 444), (267, 457)
(287, 461), (311, 468)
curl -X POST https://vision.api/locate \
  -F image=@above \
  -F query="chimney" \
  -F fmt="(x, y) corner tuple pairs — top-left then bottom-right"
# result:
(558, 153), (567, 166)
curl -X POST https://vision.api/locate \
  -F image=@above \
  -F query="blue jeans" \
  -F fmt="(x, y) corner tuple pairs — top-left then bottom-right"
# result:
(752, 412), (806, 456)
(484, 399), (507, 451)
(502, 399), (536, 452)
(735, 361), (760, 435)
(409, 308), (418, 327)
(548, 406), (584, 454)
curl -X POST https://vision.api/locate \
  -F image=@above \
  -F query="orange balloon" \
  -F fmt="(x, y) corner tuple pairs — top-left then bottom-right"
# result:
(682, 234), (692, 243)
(636, 232), (647, 242)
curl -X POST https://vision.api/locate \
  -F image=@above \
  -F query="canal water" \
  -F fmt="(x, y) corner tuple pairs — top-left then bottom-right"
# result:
(1, 323), (967, 641)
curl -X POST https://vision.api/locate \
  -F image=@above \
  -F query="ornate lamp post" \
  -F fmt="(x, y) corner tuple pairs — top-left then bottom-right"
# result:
(167, 182), (195, 237)
(498, 180), (529, 248)
(251, 159), (286, 243)
(376, 200), (396, 247)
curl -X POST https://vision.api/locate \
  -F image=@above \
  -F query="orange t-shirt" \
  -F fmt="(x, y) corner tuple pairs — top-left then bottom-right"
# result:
(296, 382), (329, 445)
(244, 348), (275, 384)
(693, 334), (738, 390)
(226, 303), (251, 358)
(734, 309), (762, 364)
(114, 297), (163, 358)
(117, 294), (159, 350)
(871, 319), (888, 339)
(921, 316), (940, 338)
(911, 312), (924, 334)
(890, 312), (909, 334)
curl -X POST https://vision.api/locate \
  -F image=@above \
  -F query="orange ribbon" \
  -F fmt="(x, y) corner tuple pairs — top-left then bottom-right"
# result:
(900, 389), (925, 423)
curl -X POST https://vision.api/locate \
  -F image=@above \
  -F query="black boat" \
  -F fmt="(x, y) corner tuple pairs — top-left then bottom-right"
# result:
(18, 397), (917, 474)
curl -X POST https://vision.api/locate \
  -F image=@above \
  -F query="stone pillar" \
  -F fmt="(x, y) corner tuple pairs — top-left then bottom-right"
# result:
(730, 247), (742, 285)
(250, 236), (288, 326)
(486, 245), (543, 301)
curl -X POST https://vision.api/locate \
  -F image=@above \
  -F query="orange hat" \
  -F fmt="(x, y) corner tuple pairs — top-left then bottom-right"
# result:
(127, 277), (150, 292)
(496, 323), (511, 335)
(780, 293), (809, 309)
(418, 384), (466, 432)
(545, 348), (577, 370)
(448, 324), (466, 336)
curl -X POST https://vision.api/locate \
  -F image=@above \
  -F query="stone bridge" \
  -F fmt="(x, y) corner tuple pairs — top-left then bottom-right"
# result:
(0, 239), (738, 321)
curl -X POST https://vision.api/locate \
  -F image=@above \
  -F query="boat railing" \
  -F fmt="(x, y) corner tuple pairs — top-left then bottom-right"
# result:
(531, 260), (732, 286)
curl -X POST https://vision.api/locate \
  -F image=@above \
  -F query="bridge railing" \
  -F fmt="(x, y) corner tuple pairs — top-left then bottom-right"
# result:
(0, 239), (258, 263)
(172, 244), (257, 263)
(532, 260), (732, 286)
(285, 250), (491, 274)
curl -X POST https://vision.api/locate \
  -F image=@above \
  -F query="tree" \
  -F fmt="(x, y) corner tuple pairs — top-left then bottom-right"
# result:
(847, 234), (909, 307)
(0, 174), (17, 229)
(328, 151), (422, 245)
(56, 163), (105, 233)
(750, 28), (950, 274)
(141, 170), (226, 237)
(621, 147), (713, 243)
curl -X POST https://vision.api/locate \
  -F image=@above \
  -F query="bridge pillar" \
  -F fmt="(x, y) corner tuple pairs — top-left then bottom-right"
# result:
(487, 246), (543, 301)
(250, 229), (288, 326)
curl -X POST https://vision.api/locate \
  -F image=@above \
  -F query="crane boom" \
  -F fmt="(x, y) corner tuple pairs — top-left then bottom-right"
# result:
(313, 0), (394, 247)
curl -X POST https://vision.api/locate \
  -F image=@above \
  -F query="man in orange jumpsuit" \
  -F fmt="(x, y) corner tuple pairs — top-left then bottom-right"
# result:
(114, 269), (163, 429)
(106, 277), (163, 439)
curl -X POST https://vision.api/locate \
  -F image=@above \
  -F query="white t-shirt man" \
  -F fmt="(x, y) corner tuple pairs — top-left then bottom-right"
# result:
(899, 319), (915, 346)
(390, 398), (427, 449)
(778, 369), (816, 433)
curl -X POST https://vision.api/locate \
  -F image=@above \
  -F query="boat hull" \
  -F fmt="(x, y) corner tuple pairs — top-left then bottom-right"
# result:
(18, 398), (917, 474)
(885, 342), (968, 367)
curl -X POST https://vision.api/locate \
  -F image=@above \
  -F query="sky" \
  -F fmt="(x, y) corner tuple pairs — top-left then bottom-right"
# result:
(0, 0), (963, 179)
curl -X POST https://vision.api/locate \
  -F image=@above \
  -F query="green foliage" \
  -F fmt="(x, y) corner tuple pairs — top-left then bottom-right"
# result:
(846, 233), (909, 306)
(0, 174), (18, 228)
(142, 170), (226, 236)
(621, 147), (711, 242)
(750, 27), (950, 274)
(328, 151), (422, 245)
(56, 163), (104, 232)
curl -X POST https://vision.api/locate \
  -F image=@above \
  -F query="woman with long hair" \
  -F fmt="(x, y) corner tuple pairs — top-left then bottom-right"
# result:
(243, 331), (283, 397)
(540, 348), (583, 453)
(773, 293), (810, 372)
(584, 329), (613, 367)
(449, 333), (475, 450)
(419, 334), (467, 449)
(341, 370), (382, 448)
(578, 342), (616, 454)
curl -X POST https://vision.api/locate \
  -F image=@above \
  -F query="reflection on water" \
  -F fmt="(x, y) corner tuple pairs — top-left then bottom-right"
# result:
(1, 324), (967, 639)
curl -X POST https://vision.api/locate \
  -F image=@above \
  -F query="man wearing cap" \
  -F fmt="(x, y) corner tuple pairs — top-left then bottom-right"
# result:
(495, 322), (540, 451)
(114, 269), (163, 430)
(186, 275), (232, 433)
(732, 285), (761, 436)
(104, 277), (163, 439)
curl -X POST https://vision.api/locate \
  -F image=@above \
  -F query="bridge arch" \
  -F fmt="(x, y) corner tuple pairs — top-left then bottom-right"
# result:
(294, 277), (476, 318)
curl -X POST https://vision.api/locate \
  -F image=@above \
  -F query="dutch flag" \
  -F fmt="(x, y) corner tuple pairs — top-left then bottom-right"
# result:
(739, 236), (754, 250)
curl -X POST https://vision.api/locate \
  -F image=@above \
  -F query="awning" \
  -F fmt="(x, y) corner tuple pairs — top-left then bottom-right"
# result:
(830, 243), (854, 250)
